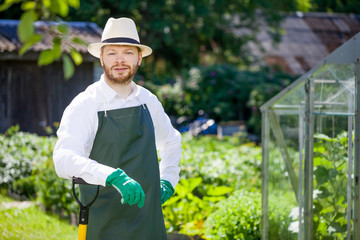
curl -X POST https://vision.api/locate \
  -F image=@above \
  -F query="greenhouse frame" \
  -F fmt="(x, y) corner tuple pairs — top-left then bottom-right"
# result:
(261, 32), (360, 240)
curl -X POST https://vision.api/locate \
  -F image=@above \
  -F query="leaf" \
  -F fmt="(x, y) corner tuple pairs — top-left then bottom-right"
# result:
(62, 55), (74, 80)
(52, 38), (62, 60)
(19, 34), (42, 55)
(38, 49), (56, 66)
(67, 0), (80, 8)
(50, 0), (69, 17)
(57, 23), (69, 34)
(0, 0), (19, 12)
(314, 133), (335, 142)
(206, 185), (233, 196)
(71, 37), (88, 46)
(180, 177), (202, 193)
(314, 166), (329, 185)
(18, 10), (37, 42)
(21, 1), (36, 10)
(70, 48), (82, 65)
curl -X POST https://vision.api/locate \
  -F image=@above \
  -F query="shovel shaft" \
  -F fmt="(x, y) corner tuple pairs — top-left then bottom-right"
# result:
(72, 177), (99, 240)
(78, 224), (87, 240)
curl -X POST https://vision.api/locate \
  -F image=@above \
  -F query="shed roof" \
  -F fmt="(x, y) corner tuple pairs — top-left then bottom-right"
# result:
(0, 19), (102, 55)
(256, 12), (360, 76)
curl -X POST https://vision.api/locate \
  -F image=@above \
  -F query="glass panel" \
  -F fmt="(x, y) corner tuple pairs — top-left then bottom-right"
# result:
(312, 115), (353, 239)
(313, 64), (355, 116)
(272, 81), (306, 113)
(267, 112), (301, 240)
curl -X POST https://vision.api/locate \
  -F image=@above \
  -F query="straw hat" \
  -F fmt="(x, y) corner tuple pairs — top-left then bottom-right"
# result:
(88, 17), (152, 58)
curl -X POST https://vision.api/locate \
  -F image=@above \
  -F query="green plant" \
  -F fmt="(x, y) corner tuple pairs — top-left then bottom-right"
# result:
(33, 157), (78, 217)
(0, 126), (56, 195)
(204, 190), (294, 240)
(148, 65), (296, 136)
(312, 132), (349, 239)
(163, 177), (232, 235)
(268, 193), (296, 240)
(0, 126), (76, 219)
(204, 190), (262, 240)
(0, 0), (83, 79)
(180, 134), (262, 190)
(0, 194), (77, 240)
(1, 128), (269, 238)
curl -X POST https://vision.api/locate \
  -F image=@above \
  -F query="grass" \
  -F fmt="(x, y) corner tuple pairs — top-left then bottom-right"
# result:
(0, 194), (78, 240)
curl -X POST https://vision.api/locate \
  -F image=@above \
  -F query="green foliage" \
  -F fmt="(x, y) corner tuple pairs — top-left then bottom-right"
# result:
(204, 189), (294, 240)
(312, 132), (350, 239)
(0, 128), (295, 238)
(0, 125), (54, 195)
(148, 65), (295, 134)
(180, 134), (262, 190)
(163, 177), (233, 235)
(0, 194), (77, 240)
(247, 71), (296, 135)
(33, 157), (78, 216)
(204, 190), (262, 240)
(0, 126), (76, 218)
(65, 0), (298, 80)
(0, 0), (82, 79)
(161, 134), (262, 236)
(307, 0), (360, 13)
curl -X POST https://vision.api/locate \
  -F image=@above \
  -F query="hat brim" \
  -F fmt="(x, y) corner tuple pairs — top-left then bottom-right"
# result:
(88, 42), (152, 58)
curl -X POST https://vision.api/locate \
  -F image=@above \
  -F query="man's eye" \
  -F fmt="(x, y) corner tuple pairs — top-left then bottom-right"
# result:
(126, 51), (133, 55)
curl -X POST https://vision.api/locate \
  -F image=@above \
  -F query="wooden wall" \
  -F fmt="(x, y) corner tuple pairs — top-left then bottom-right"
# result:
(0, 60), (94, 135)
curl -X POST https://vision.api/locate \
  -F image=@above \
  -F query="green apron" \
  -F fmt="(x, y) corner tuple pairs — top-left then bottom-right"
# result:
(80, 104), (167, 240)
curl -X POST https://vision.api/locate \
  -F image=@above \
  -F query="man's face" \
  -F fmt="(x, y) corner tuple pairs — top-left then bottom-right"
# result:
(100, 45), (142, 85)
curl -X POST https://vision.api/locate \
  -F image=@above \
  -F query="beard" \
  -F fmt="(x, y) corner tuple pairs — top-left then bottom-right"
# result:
(103, 62), (139, 85)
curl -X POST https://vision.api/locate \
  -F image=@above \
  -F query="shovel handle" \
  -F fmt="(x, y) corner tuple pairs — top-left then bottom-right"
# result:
(73, 177), (89, 185)
(72, 177), (100, 240)
(78, 224), (87, 240)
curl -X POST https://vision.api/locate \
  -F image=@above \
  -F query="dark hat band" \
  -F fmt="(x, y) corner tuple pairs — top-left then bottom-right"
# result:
(102, 37), (140, 44)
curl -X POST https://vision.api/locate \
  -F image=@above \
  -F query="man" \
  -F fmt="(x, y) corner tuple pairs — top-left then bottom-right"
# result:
(53, 17), (181, 240)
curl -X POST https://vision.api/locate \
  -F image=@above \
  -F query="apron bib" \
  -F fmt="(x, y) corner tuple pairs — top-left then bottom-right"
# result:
(80, 104), (167, 240)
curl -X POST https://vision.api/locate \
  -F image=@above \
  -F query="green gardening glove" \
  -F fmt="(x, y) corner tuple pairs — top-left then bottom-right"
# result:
(160, 179), (174, 205)
(106, 168), (145, 208)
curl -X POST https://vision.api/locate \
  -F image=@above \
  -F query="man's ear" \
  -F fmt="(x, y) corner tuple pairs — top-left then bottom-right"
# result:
(100, 53), (104, 67)
(138, 52), (143, 66)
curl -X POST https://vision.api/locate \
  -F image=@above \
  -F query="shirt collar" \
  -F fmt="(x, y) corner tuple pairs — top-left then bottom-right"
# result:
(99, 74), (140, 102)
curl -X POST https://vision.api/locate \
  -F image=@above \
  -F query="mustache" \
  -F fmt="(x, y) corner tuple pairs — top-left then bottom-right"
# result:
(111, 64), (130, 69)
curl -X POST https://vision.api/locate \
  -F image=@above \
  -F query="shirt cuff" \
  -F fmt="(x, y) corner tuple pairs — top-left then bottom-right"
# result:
(96, 165), (117, 186)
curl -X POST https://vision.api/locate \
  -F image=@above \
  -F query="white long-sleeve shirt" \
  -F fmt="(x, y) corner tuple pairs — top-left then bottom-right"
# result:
(53, 75), (181, 188)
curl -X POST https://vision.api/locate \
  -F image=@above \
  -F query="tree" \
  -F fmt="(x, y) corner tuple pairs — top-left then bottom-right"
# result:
(0, 0), (85, 79)
(66, 0), (298, 82)
(309, 0), (360, 13)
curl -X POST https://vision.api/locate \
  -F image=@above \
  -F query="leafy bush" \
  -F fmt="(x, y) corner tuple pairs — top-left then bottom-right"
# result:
(0, 127), (294, 239)
(146, 65), (296, 135)
(180, 133), (262, 190)
(204, 190), (262, 240)
(268, 194), (296, 240)
(204, 190), (294, 240)
(163, 177), (232, 235)
(312, 132), (349, 239)
(162, 134), (262, 236)
(0, 126), (76, 218)
(0, 125), (56, 196)
(33, 157), (78, 216)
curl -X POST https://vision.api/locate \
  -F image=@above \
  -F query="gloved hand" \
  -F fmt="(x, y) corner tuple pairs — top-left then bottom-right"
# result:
(106, 168), (145, 208)
(160, 179), (175, 205)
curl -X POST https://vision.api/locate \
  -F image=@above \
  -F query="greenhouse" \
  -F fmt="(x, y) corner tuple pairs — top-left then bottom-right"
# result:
(261, 32), (360, 240)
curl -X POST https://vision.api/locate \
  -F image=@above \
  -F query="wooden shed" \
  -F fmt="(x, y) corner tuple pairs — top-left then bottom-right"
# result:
(0, 20), (102, 135)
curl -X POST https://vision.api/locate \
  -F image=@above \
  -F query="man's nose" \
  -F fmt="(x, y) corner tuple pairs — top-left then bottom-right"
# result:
(115, 53), (125, 63)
